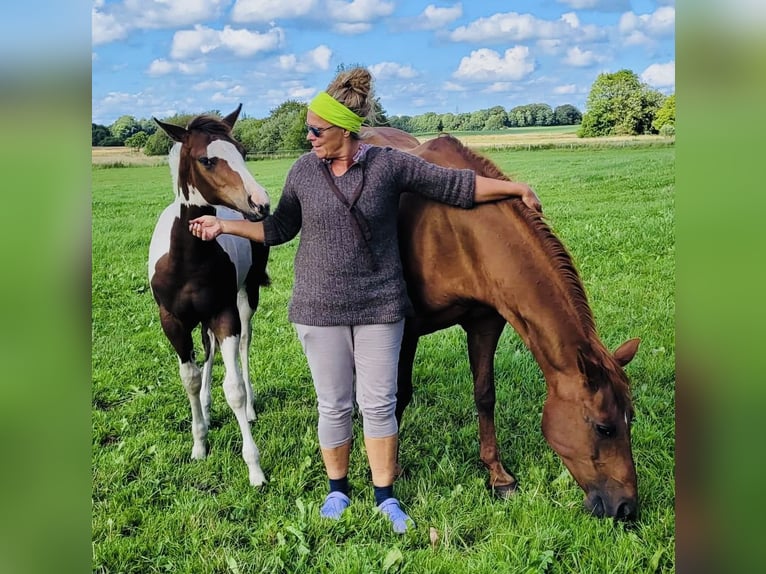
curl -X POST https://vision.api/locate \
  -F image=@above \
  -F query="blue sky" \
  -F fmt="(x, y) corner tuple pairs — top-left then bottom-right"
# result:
(91, 0), (675, 126)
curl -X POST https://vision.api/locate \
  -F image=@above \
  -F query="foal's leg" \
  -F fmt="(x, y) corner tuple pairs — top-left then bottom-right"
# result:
(465, 316), (518, 497)
(160, 308), (208, 460)
(237, 288), (257, 422)
(213, 312), (265, 486)
(200, 328), (216, 428)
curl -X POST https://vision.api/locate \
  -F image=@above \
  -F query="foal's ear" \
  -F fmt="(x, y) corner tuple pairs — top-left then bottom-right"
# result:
(613, 338), (640, 367)
(154, 118), (188, 143)
(222, 104), (243, 129)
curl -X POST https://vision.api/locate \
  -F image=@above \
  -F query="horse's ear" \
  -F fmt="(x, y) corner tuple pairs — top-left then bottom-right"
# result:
(222, 104), (243, 129)
(154, 118), (188, 143)
(613, 338), (640, 367)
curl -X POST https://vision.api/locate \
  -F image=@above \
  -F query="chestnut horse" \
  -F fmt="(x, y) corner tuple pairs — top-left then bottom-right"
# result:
(362, 127), (640, 521)
(148, 106), (270, 486)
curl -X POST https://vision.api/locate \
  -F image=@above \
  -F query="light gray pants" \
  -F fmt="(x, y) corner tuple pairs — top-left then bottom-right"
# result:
(294, 320), (405, 448)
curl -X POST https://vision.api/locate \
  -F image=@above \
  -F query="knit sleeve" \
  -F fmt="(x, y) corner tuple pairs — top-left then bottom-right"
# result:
(261, 166), (303, 247)
(389, 149), (475, 208)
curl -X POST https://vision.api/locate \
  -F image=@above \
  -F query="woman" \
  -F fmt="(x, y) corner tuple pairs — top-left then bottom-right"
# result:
(189, 67), (541, 533)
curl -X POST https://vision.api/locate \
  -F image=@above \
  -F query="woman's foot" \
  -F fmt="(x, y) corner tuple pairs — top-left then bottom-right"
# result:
(377, 498), (413, 533)
(320, 491), (350, 520)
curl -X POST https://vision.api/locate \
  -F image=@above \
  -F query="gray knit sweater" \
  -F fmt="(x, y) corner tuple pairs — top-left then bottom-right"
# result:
(262, 145), (475, 326)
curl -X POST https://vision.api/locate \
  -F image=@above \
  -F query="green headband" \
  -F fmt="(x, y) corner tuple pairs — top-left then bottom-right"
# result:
(308, 91), (365, 133)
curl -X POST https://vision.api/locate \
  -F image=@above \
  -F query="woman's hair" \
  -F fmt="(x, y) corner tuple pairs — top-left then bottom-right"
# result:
(325, 67), (378, 131)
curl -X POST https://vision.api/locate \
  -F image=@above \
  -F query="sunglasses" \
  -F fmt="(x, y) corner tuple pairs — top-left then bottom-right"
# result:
(305, 123), (338, 137)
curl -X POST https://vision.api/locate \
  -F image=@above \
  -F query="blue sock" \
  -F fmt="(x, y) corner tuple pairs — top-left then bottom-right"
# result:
(329, 476), (349, 496)
(374, 484), (394, 506)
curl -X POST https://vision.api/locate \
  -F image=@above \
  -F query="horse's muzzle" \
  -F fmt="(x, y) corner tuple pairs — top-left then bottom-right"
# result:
(585, 492), (638, 522)
(245, 203), (270, 222)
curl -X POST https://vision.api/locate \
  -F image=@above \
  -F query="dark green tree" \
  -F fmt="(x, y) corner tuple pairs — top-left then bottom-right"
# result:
(554, 104), (582, 125)
(92, 123), (111, 146)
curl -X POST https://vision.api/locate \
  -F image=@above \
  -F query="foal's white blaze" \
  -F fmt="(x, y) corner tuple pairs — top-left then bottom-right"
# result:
(207, 139), (270, 208)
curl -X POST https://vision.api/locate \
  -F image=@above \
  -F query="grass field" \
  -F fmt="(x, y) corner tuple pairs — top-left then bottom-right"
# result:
(92, 142), (675, 573)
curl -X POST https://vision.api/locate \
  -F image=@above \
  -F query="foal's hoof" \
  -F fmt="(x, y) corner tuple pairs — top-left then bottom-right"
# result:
(490, 480), (519, 499)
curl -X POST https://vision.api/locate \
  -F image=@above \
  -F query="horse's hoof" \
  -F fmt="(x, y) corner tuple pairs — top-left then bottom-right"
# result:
(490, 481), (519, 499)
(249, 470), (267, 487)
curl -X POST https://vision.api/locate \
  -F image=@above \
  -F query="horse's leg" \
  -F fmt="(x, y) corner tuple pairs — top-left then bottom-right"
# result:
(213, 311), (266, 486)
(200, 327), (216, 428)
(237, 288), (257, 422)
(160, 308), (208, 460)
(465, 315), (518, 497)
(394, 319), (419, 478)
(395, 319), (419, 423)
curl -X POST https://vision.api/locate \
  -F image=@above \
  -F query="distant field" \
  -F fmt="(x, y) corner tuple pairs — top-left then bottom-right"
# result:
(92, 126), (673, 166)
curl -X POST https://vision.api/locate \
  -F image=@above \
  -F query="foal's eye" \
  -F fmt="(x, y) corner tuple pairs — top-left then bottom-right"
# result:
(198, 156), (216, 168)
(595, 424), (616, 438)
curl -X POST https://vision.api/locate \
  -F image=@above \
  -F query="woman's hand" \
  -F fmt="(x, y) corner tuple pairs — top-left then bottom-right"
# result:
(519, 185), (542, 213)
(189, 216), (223, 241)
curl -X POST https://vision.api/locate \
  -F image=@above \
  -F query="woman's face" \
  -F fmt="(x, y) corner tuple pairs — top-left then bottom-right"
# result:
(306, 110), (345, 160)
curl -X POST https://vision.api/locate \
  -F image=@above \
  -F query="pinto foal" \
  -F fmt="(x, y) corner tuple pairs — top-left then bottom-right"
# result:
(148, 105), (270, 486)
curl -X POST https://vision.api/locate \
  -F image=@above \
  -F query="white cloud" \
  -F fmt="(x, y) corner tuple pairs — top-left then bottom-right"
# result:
(369, 62), (418, 80)
(641, 61), (675, 88)
(326, 0), (395, 22)
(485, 82), (513, 93)
(278, 45), (333, 73)
(147, 59), (207, 76)
(170, 25), (284, 59)
(453, 47), (535, 82)
(232, 0), (318, 22)
(93, 0), (230, 44)
(128, 0), (229, 29)
(448, 10), (605, 44)
(619, 7), (675, 38)
(307, 45), (333, 69)
(92, 7), (129, 45)
(561, 12), (580, 28)
(538, 39), (563, 54)
(553, 84), (577, 94)
(450, 12), (548, 42)
(416, 3), (463, 30)
(193, 80), (231, 92)
(563, 46), (605, 67)
(442, 81), (467, 92)
(333, 22), (372, 34)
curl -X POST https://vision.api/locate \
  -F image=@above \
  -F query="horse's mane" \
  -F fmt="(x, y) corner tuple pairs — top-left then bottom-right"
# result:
(439, 134), (632, 406)
(436, 135), (596, 334)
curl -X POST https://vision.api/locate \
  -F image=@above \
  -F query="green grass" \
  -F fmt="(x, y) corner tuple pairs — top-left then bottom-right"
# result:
(92, 145), (675, 573)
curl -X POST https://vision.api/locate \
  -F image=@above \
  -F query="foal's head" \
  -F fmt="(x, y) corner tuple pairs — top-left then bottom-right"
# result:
(154, 105), (270, 221)
(541, 338), (641, 522)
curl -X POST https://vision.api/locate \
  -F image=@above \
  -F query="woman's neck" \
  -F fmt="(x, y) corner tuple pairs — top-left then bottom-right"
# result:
(328, 139), (361, 176)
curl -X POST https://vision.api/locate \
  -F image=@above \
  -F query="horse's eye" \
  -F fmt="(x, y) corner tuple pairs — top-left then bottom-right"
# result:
(595, 424), (616, 438)
(198, 157), (216, 168)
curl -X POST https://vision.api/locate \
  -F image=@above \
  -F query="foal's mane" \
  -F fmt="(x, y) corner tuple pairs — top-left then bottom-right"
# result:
(186, 114), (246, 156)
(439, 135), (632, 404)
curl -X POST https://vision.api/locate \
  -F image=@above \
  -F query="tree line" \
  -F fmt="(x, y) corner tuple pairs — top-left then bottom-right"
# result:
(92, 69), (674, 156)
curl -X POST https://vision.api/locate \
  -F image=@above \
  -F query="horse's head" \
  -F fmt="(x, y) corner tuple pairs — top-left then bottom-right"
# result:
(541, 338), (640, 522)
(154, 104), (270, 221)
